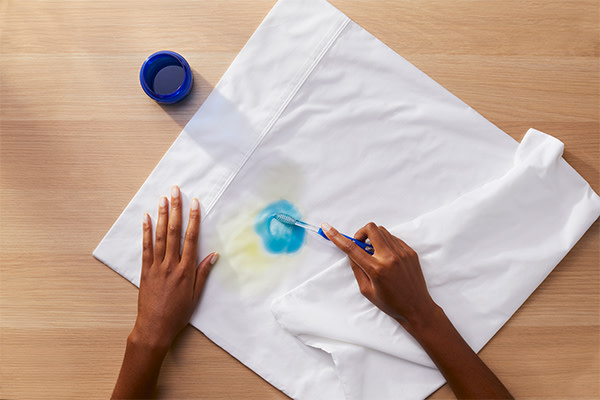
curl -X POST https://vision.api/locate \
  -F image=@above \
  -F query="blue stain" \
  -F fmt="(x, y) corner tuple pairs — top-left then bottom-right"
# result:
(254, 200), (305, 254)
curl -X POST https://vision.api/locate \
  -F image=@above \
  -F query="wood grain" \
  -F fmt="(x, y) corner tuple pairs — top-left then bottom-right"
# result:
(1, 0), (598, 398)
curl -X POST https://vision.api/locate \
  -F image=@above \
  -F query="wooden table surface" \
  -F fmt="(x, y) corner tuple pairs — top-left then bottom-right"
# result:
(1, 0), (598, 398)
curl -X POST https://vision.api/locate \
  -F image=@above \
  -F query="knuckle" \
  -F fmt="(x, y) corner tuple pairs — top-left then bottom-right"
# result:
(381, 253), (397, 266)
(184, 235), (198, 248)
(168, 223), (178, 233)
(175, 267), (187, 281)
(161, 259), (179, 276)
(366, 222), (377, 230)
(341, 240), (357, 253)
(370, 264), (384, 280)
(185, 232), (197, 242)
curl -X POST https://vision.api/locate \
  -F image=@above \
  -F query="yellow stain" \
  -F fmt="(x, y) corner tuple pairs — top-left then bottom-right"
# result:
(206, 158), (306, 297)
(211, 199), (304, 297)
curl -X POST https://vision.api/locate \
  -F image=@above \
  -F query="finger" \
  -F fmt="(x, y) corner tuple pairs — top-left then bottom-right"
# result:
(354, 222), (388, 252)
(154, 196), (169, 261)
(380, 226), (413, 256)
(181, 198), (201, 267)
(353, 228), (368, 242)
(321, 223), (372, 266)
(166, 185), (183, 262)
(193, 252), (218, 304)
(142, 213), (154, 272)
(349, 259), (372, 295)
(377, 225), (405, 254)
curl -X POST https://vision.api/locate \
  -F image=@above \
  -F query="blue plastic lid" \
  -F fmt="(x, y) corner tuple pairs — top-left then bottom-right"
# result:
(140, 51), (193, 104)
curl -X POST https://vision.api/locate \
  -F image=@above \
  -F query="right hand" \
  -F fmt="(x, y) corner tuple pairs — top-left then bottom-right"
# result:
(321, 222), (438, 328)
(322, 222), (514, 399)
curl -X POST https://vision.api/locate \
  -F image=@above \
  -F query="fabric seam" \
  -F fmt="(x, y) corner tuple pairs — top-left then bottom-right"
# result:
(204, 17), (351, 215)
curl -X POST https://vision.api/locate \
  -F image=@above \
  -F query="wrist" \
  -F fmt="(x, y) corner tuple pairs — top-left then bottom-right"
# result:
(128, 322), (171, 356)
(397, 300), (447, 340)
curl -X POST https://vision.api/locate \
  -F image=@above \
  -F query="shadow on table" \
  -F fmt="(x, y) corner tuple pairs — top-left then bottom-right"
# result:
(158, 69), (215, 128)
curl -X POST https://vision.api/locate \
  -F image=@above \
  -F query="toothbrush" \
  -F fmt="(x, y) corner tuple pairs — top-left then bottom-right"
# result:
(273, 213), (374, 255)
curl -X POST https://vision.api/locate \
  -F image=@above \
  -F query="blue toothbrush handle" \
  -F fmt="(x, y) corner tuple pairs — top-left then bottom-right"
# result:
(317, 228), (374, 255)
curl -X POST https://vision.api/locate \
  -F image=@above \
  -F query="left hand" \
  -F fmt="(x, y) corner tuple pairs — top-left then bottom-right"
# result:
(132, 185), (218, 350)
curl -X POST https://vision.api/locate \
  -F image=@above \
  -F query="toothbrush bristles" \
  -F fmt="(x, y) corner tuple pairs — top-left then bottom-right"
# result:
(273, 213), (297, 225)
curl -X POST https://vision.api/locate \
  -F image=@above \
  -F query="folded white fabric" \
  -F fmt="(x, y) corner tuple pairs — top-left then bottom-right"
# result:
(272, 129), (600, 399)
(93, 0), (600, 398)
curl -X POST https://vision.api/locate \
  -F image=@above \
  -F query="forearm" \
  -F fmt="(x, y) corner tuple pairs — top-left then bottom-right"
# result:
(111, 329), (169, 399)
(402, 305), (513, 399)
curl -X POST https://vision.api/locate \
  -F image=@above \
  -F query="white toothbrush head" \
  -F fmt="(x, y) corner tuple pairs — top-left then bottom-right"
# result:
(273, 213), (297, 225)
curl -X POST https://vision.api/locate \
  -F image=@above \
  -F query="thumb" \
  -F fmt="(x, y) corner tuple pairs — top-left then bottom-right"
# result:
(193, 252), (218, 303)
(321, 223), (371, 265)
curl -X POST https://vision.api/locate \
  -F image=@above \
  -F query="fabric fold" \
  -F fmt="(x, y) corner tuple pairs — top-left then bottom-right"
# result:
(272, 129), (600, 399)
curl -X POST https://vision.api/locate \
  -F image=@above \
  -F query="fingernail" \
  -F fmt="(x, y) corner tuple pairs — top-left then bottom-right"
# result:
(210, 252), (219, 265)
(159, 196), (168, 208)
(143, 213), (150, 226)
(191, 198), (199, 211)
(171, 185), (180, 198)
(321, 222), (332, 233)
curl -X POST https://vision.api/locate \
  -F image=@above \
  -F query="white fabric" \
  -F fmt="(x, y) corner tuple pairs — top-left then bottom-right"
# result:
(93, 0), (600, 399)
(272, 129), (600, 399)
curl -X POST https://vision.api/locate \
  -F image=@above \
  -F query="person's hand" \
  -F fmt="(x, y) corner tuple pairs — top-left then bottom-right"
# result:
(131, 185), (218, 350)
(113, 186), (218, 399)
(321, 222), (437, 328)
(322, 222), (514, 399)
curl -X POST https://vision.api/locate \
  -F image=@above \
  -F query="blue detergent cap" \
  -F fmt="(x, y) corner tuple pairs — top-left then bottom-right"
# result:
(139, 51), (193, 104)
